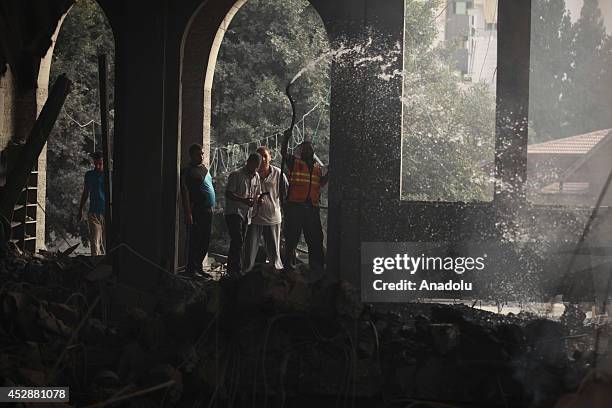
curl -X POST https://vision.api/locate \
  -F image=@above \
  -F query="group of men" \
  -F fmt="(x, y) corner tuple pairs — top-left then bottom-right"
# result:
(180, 134), (327, 278)
(77, 136), (327, 276)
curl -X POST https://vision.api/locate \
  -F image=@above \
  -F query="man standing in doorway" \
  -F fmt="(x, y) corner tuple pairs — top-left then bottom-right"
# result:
(78, 151), (106, 256)
(281, 136), (328, 272)
(243, 147), (288, 273)
(180, 143), (216, 278)
(225, 153), (262, 278)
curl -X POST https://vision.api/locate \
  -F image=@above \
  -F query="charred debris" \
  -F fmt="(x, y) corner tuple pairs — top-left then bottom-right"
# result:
(0, 243), (608, 408)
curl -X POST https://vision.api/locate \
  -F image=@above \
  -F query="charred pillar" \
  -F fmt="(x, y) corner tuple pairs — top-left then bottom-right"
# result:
(311, 0), (405, 286)
(494, 0), (531, 209)
(100, 0), (186, 291)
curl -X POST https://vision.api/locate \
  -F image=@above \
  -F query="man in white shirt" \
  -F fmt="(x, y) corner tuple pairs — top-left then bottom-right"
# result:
(243, 147), (288, 273)
(225, 153), (262, 277)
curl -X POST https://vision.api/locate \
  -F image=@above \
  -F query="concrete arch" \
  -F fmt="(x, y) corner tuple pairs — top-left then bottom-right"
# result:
(180, 0), (234, 170)
(177, 0), (331, 268)
(37, 0), (116, 250)
(37, 0), (116, 123)
(202, 0), (247, 161)
(179, 0), (331, 168)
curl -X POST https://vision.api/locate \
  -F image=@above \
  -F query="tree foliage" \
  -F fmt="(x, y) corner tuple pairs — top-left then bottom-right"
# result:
(212, 0), (330, 164)
(529, 0), (574, 141)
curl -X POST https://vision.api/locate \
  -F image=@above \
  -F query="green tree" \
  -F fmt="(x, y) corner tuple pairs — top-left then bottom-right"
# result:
(529, 0), (612, 142)
(47, 0), (114, 249)
(212, 0), (330, 162)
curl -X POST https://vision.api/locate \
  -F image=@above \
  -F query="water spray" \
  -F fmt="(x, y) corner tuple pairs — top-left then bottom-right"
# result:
(280, 81), (298, 204)
(286, 81), (298, 134)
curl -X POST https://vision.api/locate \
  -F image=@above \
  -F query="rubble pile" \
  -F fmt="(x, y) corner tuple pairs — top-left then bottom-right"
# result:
(0, 247), (606, 407)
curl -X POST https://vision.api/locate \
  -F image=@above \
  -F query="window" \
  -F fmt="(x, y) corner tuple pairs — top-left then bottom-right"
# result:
(527, 0), (612, 207)
(455, 1), (467, 15)
(454, 1), (474, 15)
(401, 0), (497, 202)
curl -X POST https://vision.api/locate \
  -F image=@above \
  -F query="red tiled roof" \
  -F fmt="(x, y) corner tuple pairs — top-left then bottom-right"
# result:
(528, 129), (612, 155)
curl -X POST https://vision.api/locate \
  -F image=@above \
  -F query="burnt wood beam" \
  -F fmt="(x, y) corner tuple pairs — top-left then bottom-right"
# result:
(0, 74), (71, 225)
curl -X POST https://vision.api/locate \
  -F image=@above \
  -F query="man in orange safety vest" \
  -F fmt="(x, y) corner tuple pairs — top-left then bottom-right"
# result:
(281, 134), (329, 272)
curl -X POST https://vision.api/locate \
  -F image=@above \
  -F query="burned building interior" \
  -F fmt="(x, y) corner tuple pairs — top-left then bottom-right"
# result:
(2, 0), (612, 406)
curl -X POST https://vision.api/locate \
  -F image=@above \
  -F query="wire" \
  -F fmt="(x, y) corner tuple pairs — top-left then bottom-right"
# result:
(433, 4), (449, 22)
(62, 108), (101, 128)
(209, 96), (328, 177)
(62, 108), (99, 152)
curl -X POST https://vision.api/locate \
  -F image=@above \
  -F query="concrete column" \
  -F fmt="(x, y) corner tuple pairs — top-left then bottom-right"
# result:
(494, 0), (531, 209)
(107, 0), (176, 289)
(312, 0), (405, 284)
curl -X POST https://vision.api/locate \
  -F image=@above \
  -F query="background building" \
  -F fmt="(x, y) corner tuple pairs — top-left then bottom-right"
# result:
(528, 129), (612, 206)
(436, 0), (498, 91)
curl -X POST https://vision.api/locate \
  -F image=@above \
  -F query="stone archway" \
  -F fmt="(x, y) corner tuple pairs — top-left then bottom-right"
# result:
(179, 0), (330, 168)
(38, 0), (116, 252)
(201, 0), (247, 163)
(177, 0), (331, 270)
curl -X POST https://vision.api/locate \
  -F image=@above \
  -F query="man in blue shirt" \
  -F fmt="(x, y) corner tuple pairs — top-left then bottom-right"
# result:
(180, 143), (216, 278)
(78, 151), (106, 256)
